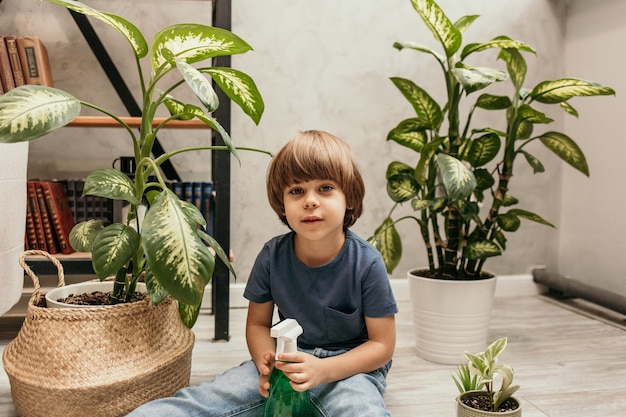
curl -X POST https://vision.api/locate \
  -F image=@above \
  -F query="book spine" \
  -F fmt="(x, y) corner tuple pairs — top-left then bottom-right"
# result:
(5, 36), (25, 87)
(25, 188), (38, 249)
(27, 181), (47, 251)
(42, 181), (75, 254)
(36, 181), (59, 254)
(0, 36), (16, 92)
(203, 182), (214, 236)
(16, 36), (54, 87)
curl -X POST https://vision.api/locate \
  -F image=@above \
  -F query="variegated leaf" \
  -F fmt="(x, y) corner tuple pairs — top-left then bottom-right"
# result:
(201, 67), (264, 125)
(0, 85), (80, 143)
(520, 150), (545, 174)
(47, 0), (147, 58)
(466, 132), (501, 167)
(410, 0), (461, 57)
(142, 189), (215, 307)
(498, 47), (527, 92)
(197, 229), (236, 278)
(144, 265), (170, 306)
(538, 131), (589, 176)
(475, 94), (511, 110)
(436, 154), (476, 201)
(385, 161), (415, 180)
(465, 240), (502, 260)
(452, 67), (507, 95)
(368, 218), (402, 274)
(175, 58), (219, 112)
(507, 208), (555, 228)
(151, 24), (252, 72)
(461, 35), (535, 60)
(83, 168), (141, 204)
(497, 212), (521, 232)
(516, 104), (553, 124)
(179, 301), (201, 328)
(530, 78), (615, 104)
(391, 77), (443, 129)
(387, 118), (428, 152)
(393, 41), (445, 64)
(69, 219), (104, 252)
(387, 173), (420, 203)
(453, 15), (479, 33)
(91, 224), (140, 279)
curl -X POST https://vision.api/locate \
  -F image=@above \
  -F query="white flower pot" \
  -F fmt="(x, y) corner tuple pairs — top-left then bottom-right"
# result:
(408, 269), (497, 364)
(45, 281), (147, 308)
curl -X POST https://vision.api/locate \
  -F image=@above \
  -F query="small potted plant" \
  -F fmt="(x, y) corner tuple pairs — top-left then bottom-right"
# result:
(0, 0), (268, 327)
(453, 337), (521, 416)
(368, 0), (615, 363)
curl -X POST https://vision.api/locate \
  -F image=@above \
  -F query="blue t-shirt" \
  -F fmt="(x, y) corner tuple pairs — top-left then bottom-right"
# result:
(243, 230), (398, 350)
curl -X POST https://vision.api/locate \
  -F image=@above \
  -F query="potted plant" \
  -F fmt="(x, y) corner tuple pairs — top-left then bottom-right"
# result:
(453, 337), (521, 416)
(1, 1), (266, 415)
(0, 0), (268, 327)
(368, 0), (615, 363)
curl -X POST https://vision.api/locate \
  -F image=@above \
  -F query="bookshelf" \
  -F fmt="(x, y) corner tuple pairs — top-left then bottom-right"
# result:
(24, 0), (233, 340)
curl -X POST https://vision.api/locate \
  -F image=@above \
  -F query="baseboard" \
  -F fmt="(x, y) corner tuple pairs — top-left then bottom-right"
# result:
(389, 273), (547, 303)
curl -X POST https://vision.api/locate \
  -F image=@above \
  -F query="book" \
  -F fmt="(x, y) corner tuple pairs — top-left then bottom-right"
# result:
(203, 182), (214, 236)
(41, 181), (76, 254)
(4, 36), (25, 87)
(27, 181), (47, 251)
(24, 189), (38, 250)
(0, 35), (16, 92)
(35, 181), (59, 254)
(16, 36), (54, 86)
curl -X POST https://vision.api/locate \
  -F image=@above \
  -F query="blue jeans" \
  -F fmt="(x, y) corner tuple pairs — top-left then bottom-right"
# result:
(126, 347), (392, 417)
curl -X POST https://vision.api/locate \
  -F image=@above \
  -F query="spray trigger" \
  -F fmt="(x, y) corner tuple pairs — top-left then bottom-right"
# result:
(271, 318), (303, 360)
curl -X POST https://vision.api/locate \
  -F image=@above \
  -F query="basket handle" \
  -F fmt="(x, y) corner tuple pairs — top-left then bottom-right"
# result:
(18, 250), (66, 305)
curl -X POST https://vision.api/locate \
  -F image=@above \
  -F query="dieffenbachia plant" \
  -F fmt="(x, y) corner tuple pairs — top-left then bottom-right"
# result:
(0, 0), (269, 327)
(368, 0), (615, 279)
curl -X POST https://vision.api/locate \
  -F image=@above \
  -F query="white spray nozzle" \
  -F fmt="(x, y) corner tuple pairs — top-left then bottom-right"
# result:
(271, 318), (303, 360)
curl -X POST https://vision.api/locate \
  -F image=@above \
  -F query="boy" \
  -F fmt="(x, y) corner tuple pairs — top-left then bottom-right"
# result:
(128, 130), (397, 416)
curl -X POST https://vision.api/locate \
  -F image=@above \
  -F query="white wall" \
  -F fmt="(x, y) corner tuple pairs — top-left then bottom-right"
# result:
(4, 1), (613, 291)
(560, 0), (626, 297)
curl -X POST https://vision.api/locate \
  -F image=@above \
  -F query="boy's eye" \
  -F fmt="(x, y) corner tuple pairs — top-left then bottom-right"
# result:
(289, 188), (303, 195)
(320, 185), (334, 192)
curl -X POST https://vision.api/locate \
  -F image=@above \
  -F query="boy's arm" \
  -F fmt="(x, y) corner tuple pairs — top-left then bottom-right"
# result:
(275, 314), (396, 390)
(245, 300), (276, 396)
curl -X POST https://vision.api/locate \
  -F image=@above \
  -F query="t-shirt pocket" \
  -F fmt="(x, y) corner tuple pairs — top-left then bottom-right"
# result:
(325, 306), (363, 343)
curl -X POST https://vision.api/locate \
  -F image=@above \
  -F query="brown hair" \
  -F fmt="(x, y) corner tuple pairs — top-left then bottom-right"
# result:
(267, 130), (365, 229)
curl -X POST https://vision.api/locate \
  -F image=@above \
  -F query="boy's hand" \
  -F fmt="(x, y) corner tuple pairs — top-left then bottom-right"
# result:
(257, 352), (275, 398)
(274, 351), (325, 392)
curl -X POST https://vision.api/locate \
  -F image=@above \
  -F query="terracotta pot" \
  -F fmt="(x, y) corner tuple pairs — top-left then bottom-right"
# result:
(408, 269), (497, 364)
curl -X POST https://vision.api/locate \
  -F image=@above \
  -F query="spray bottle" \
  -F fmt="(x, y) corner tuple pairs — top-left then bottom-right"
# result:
(263, 318), (313, 417)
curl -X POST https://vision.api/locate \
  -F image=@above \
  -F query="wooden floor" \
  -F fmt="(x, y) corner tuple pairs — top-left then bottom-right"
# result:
(1, 294), (625, 416)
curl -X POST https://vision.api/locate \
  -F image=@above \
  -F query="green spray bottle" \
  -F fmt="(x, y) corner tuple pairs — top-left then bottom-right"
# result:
(263, 318), (313, 417)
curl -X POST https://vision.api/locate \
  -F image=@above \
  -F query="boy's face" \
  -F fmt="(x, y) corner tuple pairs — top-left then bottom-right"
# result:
(282, 179), (347, 242)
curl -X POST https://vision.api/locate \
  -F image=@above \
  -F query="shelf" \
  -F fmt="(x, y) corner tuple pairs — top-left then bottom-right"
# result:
(68, 116), (211, 129)
(24, 252), (95, 275)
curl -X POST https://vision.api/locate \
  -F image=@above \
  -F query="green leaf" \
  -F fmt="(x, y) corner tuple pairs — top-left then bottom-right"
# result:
(452, 67), (508, 95)
(539, 131), (589, 176)
(410, 0), (462, 57)
(497, 212), (521, 232)
(83, 168), (141, 205)
(69, 220), (104, 252)
(516, 104), (553, 124)
(175, 58), (219, 112)
(179, 302), (202, 328)
(387, 118), (429, 152)
(151, 23), (252, 72)
(387, 173), (420, 203)
(197, 229), (236, 279)
(453, 15), (480, 33)
(436, 154), (476, 200)
(142, 189), (215, 307)
(201, 67), (265, 125)
(411, 198), (433, 212)
(473, 168), (495, 192)
(498, 47), (527, 92)
(368, 218), (401, 274)
(475, 94), (511, 110)
(144, 266), (170, 306)
(466, 133), (501, 167)
(507, 208), (555, 228)
(393, 41), (445, 64)
(559, 101), (579, 117)
(47, 0), (148, 58)
(520, 150), (545, 174)
(91, 224), (140, 280)
(461, 35), (535, 60)
(415, 137), (443, 186)
(391, 77), (442, 129)
(465, 240), (502, 260)
(385, 161), (415, 180)
(0, 85), (80, 143)
(530, 78), (615, 104)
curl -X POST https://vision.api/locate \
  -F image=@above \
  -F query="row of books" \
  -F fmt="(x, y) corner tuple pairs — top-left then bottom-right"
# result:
(24, 179), (215, 254)
(0, 35), (53, 94)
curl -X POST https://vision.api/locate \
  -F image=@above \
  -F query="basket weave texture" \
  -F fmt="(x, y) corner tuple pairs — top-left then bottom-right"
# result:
(2, 250), (195, 417)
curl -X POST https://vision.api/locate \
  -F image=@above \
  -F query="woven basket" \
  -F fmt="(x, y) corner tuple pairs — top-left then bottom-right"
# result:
(2, 250), (195, 417)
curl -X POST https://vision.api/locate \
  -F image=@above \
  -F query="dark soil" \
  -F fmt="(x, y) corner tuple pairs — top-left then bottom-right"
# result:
(461, 393), (519, 413)
(57, 290), (148, 306)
